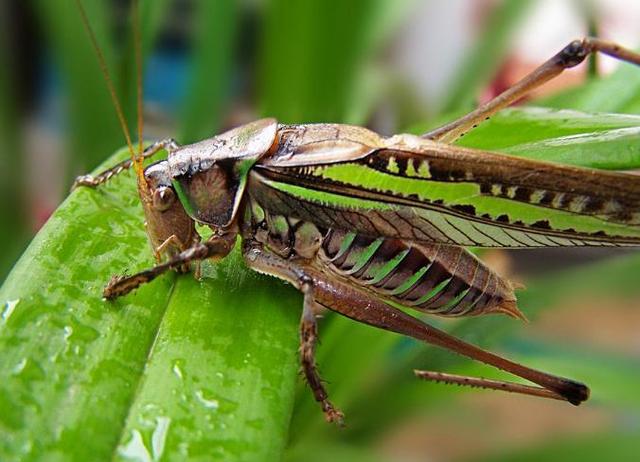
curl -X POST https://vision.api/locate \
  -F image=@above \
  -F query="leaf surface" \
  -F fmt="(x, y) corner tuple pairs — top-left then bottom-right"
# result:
(0, 151), (300, 461)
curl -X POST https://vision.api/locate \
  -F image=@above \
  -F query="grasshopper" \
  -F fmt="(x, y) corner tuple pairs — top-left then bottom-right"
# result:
(73, 0), (640, 424)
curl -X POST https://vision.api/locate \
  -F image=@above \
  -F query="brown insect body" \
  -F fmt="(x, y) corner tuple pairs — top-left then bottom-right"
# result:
(95, 113), (640, 422)
(236, 122), (522, 320)
(135, 120), (521, 321)
(74, 20), (640, 423)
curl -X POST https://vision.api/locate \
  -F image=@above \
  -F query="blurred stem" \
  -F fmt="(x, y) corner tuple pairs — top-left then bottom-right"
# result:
(578, 0), (600, 79)
(258, 0), (411, 124)
(0, 2), (27, 280)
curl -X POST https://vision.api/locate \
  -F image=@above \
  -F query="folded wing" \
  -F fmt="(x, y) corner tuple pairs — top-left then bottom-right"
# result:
(252, 125), (640, 248)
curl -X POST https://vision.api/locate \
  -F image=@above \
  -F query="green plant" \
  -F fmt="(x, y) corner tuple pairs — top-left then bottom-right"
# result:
(2, 1), (640, 461)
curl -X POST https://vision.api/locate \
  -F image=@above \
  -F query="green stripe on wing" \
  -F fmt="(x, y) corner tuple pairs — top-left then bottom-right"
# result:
(252, 166), (640, 248)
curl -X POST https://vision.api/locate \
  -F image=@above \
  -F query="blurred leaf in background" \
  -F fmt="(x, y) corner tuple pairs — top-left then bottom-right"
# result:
(1, 1), (640, 461)
(178, 0), (237, 142)
(440, 0), (535, 115)
(32, 0), (123, 177)
(259, 0), (413, 124)
(0, 2), (28, 281)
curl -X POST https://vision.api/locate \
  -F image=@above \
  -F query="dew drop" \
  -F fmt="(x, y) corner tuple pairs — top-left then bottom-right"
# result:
(118, 430), (151, 462)
(151, 417), (171, 460)
(172, 362), (183, 380)
(2, 299), (20, 323)
(63, 326), (73, 342)
(12, 358), (27, 375)
(195, 390), (219, 410)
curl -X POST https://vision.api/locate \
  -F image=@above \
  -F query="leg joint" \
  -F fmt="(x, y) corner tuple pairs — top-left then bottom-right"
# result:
(162, 138), (180, 153)
(556, 39), (591, 68)
(298, 273), (314, 292)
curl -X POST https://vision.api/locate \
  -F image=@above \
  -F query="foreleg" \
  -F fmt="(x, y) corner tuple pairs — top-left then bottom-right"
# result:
(104, 234), (234, 300)
(72, 138), (180, 189)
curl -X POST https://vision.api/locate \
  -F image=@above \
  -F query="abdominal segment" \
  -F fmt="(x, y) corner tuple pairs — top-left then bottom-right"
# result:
(246, 196), (523, 319)
(319, 229), (522, 319)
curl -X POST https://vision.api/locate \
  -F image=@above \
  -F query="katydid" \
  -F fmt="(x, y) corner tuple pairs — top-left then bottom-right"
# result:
(73, 0), (640, 424)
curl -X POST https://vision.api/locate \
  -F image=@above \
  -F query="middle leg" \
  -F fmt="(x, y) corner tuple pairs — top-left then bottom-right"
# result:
(242, 240), (588, 425)
(300, 287), (345, 425)
(242, 242), (344, 424)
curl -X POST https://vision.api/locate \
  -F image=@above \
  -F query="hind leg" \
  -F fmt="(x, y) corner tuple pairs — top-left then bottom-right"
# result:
(425, 38), (640, 143)
(243, 242), (344, 424)
(243, 241), (588, 408)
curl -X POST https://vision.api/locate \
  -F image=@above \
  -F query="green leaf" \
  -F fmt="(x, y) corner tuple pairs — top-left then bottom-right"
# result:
(409, 106), (640, 170)
(0, 150), (300, 461)
(541, 59), (640, 114)
(286, 440), (390, 462)
(456, 107), (640, 169)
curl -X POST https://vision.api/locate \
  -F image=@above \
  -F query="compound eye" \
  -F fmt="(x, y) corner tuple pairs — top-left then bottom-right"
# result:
(152, 186), (176, 211)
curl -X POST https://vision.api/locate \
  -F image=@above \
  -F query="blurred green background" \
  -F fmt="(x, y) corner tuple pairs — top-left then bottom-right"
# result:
(1, 1), (640, 461)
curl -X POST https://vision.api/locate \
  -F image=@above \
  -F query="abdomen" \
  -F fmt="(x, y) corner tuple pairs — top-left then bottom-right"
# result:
(319, 229), (522, 319)
(245, 196), (523, 319)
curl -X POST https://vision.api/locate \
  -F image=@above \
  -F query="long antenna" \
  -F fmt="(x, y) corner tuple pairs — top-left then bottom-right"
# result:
(133, 0), (144, 162)
(74, 0), (149, 198)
